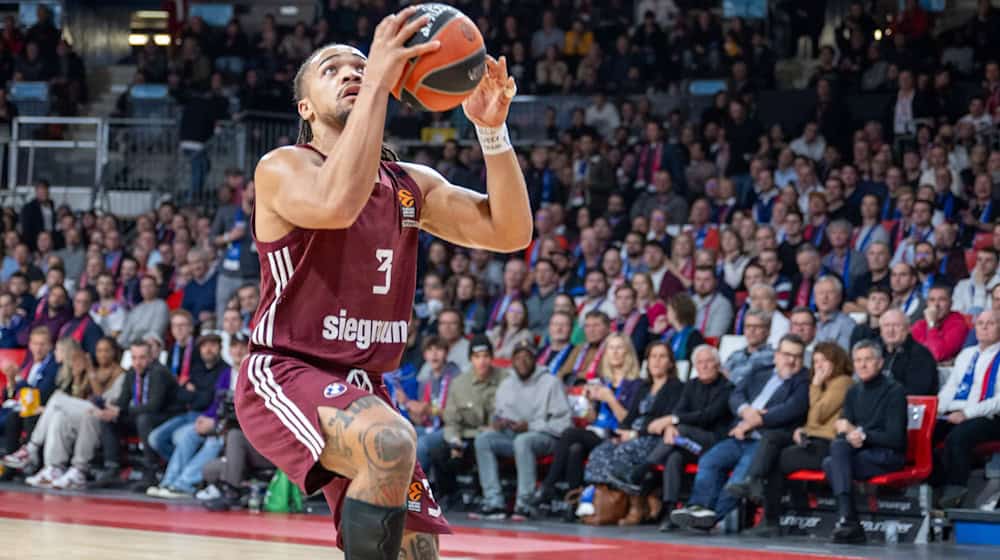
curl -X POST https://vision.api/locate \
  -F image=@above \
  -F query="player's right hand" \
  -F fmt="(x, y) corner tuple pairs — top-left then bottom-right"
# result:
(363, 6), (441, 93)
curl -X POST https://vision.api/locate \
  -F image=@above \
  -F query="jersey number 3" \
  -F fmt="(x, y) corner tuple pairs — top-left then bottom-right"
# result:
(373, 249), (393, 295)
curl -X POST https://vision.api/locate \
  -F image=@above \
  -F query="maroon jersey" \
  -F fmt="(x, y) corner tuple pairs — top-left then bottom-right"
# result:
(249, 145), (421, 374)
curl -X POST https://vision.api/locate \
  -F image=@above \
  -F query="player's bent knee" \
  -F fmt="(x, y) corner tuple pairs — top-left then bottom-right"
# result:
(317, 396), (416, 480)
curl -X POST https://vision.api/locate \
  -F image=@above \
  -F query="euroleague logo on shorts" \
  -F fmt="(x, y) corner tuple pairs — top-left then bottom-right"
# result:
(323, 383), (347, 398)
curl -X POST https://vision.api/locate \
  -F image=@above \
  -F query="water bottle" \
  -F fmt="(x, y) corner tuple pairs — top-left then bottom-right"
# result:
(884, 520), (898, 544)
(674, 435), (703, 455)
(248, 483), (262, 514)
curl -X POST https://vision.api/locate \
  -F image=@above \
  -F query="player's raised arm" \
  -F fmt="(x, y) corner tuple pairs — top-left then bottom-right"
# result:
(255, 7), (440, 234)
(406, 55), (533, 253)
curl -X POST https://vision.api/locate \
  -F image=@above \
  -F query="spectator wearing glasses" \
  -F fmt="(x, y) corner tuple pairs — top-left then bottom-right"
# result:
(732, 343), (853, 536)
(788, 307), (818, 366)
(724, 309), (774, 386)
(670, 335), (809, 531)
(825, 340), (907, 544)
(934, 309), (1000, 508)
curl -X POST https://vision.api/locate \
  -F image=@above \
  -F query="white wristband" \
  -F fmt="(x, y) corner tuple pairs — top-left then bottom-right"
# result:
(475, 123), (512, 156)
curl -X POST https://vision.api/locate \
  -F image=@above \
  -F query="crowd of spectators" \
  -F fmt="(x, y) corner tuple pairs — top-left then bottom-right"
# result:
(0, 0), (1000, 546)
(0, 5), (86, 119)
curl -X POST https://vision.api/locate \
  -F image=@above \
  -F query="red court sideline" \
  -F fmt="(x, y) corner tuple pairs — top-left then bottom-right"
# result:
(0, 489), (874, 560)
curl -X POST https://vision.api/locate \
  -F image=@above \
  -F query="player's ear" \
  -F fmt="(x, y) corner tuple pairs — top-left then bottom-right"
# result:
(297, 98), (313, 121)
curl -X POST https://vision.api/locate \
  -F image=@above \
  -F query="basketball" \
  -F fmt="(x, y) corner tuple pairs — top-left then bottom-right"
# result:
(391, 3), (486, 112)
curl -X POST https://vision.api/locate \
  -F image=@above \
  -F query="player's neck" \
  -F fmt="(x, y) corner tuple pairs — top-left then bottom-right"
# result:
(309, 125), (343, 155)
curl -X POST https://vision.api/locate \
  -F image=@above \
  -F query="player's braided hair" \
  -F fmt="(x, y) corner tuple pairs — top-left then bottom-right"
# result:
(293, 44), (398, 162)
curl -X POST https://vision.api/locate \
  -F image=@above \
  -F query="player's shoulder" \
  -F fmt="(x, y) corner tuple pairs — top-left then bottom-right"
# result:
(394, 160), (447, 192)
(255, 145), (320, 186)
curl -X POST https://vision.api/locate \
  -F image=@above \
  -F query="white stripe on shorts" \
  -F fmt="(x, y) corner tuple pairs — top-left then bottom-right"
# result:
(246, 354), (324, 461)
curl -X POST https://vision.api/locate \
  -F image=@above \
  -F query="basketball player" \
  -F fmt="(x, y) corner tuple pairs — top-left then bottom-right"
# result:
(235, 6), (531, 560)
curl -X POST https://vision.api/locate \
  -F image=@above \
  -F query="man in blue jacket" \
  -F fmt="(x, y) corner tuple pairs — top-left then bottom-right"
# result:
(671, 334), (810, 531)
(0, 326), (58, 455)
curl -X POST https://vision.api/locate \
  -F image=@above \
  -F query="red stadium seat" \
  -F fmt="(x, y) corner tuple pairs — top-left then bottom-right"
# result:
(704, 337), (719, 348)
(0, 348), (26, 369)
(787, 396), (937, 488)
(654, 463), (699, 475)
(492, 358), (512, 368)
(974, 233), (992, 250)
(965, 249), (978, 273)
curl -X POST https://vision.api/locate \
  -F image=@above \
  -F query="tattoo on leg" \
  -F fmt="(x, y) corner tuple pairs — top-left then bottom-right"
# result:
(361, 423), (414, 470)
(405, 533), (438, 560)
(324, 409), (355, 460)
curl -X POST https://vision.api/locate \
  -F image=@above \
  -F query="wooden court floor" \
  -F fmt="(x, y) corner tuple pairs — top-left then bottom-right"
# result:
(0, 489), (957, 560)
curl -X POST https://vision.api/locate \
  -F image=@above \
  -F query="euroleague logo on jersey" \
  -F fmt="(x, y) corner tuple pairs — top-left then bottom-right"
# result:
(397, 188), (417, 223)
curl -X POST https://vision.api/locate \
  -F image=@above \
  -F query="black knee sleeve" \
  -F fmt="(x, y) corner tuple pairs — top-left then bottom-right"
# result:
(341, 497), (407, 560)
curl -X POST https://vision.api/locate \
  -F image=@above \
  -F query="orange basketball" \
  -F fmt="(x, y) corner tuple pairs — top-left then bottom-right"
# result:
(391, 3), (486, 112)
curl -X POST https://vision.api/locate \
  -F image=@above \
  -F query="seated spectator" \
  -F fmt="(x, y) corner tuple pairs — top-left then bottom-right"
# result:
(650, 292), (704, 362)
(574, 268), (618, 321)
(487, 300), (534, 360)
(670, 335), (809, 531)
(37, 337), (124, 489)
(757, 247), (791, 310)
(934, 310), (1000, 508)
(524, 259), (559, 336)
(473, 341), (570, 520)
(611, 284), (650, 357)
(890, 262), (925, 322)
(953, 248), (999, 315)
(537, 310), (575, 372)
(180, 248), (217, 327)
(3, 337), (87, 484)
(148, 333), (245, 498)
(431, 308), (470, 373)
(0, 326), (58, 456)
(748, 283), (790, 349)
(147, 327), (226, 472)
(21, 284), (71, 347)
(692, 266), (733, 339)
(58, 288), (103, 357)
(557, 311), (610, 384)
(417, 336), (506, 502)
(200, 428), (273, 511)
(582, 340), (683, 524)
(0, 292), (26, 348)
(824, 339), (908, 544)
(90, 272), (126, 339)
(846, 241), (892, 313)
(723, 309), (774, 386)
(485, 258), (527, 331)
(878, 309), (939, 395)
(117, 275), (170, 347)
(8, 272), (37, 317)
(531, 333), (643, 509)
(912, 284), (969, 362)
(814, 276), (856, 351)
(407, 335), (460, 453)
(733, 343), (853, 536)
(630, 344), (734, 531)
(644, 240), (685, 302)
(823, 220), (869, 302)
(789, 245), (825, 310)
(850, 286), (892, 348)
(789, 307), (818, 366)
(91, 339), (178, 489)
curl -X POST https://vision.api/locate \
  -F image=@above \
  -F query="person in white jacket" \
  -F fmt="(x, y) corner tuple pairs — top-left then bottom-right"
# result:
(935, 309), (1000, 508)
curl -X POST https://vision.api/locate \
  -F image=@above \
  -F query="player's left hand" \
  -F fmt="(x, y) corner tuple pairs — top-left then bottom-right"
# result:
(462, 55), (517, 128)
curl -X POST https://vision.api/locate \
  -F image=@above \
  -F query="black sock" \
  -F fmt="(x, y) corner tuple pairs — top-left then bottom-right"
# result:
(341, 497), (407, 560)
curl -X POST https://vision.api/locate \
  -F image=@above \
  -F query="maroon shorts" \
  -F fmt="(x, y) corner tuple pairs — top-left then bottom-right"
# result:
(235, 352), (451, 546)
